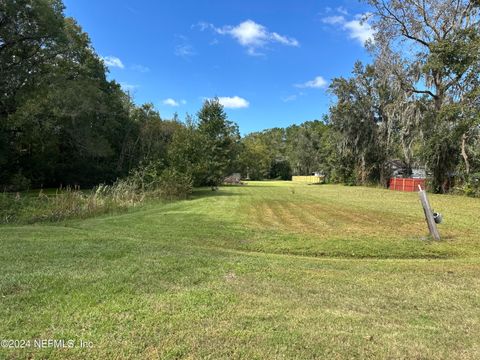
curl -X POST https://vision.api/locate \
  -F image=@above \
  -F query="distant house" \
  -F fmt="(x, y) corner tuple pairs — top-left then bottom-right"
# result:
(386, 159), (426, 179)
(387, 159), (408, 177)
(411, 168), (427, 179)
(386, 159), (427, 192)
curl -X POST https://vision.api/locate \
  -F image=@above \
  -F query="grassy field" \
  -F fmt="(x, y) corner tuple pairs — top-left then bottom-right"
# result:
(1, 182), (479, 359)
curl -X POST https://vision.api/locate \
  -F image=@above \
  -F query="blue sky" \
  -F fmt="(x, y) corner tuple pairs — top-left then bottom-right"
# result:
(63, 0), (374, 134)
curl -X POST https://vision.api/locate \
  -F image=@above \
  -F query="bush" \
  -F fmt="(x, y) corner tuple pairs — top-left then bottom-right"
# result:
(157, 169), (193, 200)
(120, 161), (192, 200)
(454, 173), (480, 197)
(4, 173), (31, 192)
(126, 160), (163, 192)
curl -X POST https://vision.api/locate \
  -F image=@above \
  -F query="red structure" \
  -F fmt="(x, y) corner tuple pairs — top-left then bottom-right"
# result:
(389, 177), (425, 192)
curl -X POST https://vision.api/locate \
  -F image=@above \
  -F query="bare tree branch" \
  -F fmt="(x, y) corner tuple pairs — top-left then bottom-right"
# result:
(378, 0), (432, 48)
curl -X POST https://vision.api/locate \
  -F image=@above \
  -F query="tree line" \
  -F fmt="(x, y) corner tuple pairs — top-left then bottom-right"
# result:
(1, 0), (479, 195)
(0, 0), (238, 191)
(329, 0), (480, 194)
(240, 0), (480, 195)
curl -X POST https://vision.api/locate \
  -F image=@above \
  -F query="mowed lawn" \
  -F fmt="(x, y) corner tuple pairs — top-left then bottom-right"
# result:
(1, 182), (480, 359)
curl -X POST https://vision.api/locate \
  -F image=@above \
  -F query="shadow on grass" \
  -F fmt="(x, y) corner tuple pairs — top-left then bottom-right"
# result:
(191, 187), (245, 199)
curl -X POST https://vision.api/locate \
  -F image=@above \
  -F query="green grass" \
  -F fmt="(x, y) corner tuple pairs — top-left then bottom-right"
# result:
(1, 182), (479, 359)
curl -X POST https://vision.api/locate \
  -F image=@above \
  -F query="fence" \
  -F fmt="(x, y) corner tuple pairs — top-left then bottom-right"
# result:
(291, 176), (325, 184)
(389, 177), (425, 192)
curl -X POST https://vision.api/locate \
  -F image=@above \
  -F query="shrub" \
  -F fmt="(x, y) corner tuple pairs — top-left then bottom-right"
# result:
(5, 173), (31, 192)
(157, 169), (193, 200)
(454, 173), (480, 197)
(126, 160), (163, 192)
(116, 161), (192, 200)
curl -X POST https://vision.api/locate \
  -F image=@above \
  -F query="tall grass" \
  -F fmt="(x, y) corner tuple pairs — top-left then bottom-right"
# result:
(0, 180), (142, 224)
(0, 169), (193, 224)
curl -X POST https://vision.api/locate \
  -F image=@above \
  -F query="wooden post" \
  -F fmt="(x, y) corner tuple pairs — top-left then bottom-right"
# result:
(418, 185), (441, 240)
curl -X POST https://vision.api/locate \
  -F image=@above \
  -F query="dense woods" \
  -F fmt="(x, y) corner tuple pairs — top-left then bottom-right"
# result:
(1, 0), (479, 196)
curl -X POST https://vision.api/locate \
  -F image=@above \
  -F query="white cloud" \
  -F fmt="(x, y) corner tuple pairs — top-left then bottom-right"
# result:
(174, 35), (196, 58)
(271, 32), (299, 46)
(131, 64), (150, 73)
(101, 56), (124, 69)
(175, 44), (195, 57)
(221, 20), (266, 46)
(282, 94), (298, 102)
(282, 91), (305, 102)
(295, 76), (328, 89)
(322, 6), (348, 16)
(321, 12), (374, 46)
(344, 16), (374, 45)
(163, 98), (180, 107)
(162, 98), (186, 107)
(217, 96), (249, 109)
(199, 20), (299, 55)
(120, 82), (139, 91)
(322, 15), (345, 25)
(194, 22), (214, 31)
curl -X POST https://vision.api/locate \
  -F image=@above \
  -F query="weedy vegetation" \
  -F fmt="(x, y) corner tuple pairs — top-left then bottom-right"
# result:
(0, 167), (192, 225)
